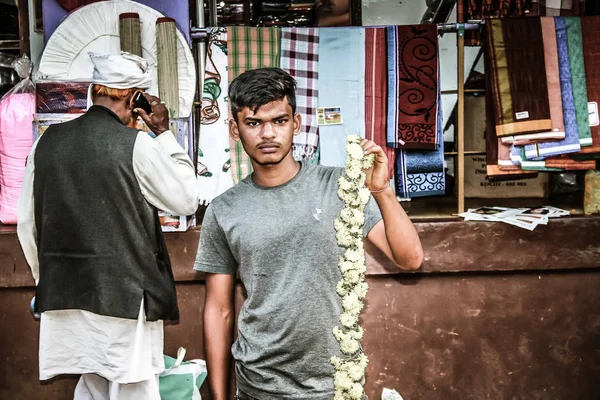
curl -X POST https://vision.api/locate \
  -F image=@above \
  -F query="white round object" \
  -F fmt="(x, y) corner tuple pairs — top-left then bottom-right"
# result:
(39, 0), (196, 118)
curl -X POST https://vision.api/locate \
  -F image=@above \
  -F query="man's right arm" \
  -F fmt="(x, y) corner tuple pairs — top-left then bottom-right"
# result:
(204, 272), (236, 400)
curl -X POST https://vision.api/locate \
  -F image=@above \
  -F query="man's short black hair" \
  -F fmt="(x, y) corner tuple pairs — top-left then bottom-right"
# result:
(228, 68), (297, 121)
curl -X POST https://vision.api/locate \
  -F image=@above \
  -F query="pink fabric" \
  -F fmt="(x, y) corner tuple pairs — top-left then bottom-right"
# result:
(0, 93), (35, 224)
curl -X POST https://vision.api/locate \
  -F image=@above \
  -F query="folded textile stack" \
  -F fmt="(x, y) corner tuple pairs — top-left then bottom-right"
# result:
(36, 81), (90, 114)
(484, 16), (598, 176)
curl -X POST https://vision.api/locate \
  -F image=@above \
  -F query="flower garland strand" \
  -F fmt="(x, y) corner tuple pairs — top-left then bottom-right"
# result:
(331, 134), (375, 400)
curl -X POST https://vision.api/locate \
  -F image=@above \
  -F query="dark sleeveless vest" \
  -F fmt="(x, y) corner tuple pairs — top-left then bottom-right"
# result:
(33, 105), (179, 321)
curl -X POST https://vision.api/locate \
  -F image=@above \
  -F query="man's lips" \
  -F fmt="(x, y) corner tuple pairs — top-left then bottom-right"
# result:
(258, 143), (280, 152)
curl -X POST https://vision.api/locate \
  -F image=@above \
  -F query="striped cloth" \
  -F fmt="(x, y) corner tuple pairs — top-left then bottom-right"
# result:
(387, 25), (439, 150)
(365, 27), (394, 179)
(522, 17), (581, 160)
(280, 27), (320, 164)
(227, 26), (280, 184)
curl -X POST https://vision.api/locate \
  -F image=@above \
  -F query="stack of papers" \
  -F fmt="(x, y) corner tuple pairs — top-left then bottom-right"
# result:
(459, 206), (570, 231)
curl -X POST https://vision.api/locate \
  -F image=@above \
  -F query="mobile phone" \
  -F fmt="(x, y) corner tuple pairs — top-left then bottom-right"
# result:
(132, 91), (153, 115)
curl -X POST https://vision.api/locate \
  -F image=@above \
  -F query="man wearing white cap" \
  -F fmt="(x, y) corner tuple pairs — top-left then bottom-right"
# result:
(17, 52), (199, 399)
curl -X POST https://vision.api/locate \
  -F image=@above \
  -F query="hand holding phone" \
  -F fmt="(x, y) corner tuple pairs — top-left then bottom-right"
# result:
(132, 92), (170, 135)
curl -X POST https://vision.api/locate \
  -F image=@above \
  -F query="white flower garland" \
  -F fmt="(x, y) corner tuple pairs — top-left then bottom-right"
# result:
(331, 134), (375, 400)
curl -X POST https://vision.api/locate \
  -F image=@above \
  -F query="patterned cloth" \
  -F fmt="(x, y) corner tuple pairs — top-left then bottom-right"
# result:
(395, 72), (445, 198)
(197, 28), (234, 205)
(227, 27), (280, 183)
(280, 27), (320, 164)
(36, 81), (90, 114)
(523, 17), (581, 159)
(317, 27), (365, 167)
(365, 27), (394, 179)
(565, 16), (592, 147)
(460, 0), (532, 46)
(386, 25), (439, 150)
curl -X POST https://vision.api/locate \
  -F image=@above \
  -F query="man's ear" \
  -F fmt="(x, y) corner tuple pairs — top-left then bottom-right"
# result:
(128, 91), (138, 110)
(293, 113), (302, 136)
(229, 118), (240, 142)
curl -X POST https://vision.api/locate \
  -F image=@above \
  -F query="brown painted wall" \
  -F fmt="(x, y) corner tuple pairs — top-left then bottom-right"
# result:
(1, 218), (600, 399)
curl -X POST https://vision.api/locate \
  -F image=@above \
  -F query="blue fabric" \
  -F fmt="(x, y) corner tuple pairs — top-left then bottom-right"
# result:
(395, 74), (444, 198)
(317, 28), (365, 167)
(523, 17), (581, 160)
(386, 26), (398, 148)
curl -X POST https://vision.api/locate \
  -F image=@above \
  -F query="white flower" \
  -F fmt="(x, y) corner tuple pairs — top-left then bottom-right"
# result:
(337, 280), (350, 297)
(336, 226), (354, 247)
(340, 261), (355, 273)
(348, 362), (365, 381)
(340, 312), (358, 328)
(334, 370), (354, 390)
(333, 390), (346, 400)
(340, 337), (360, 354)
(352, 209), (365, 225)
(349, 383), (364, 399)
(345, 249), (361, 263)
(340, 207), (353, 223)
(344, 270), (360, 285)
(342, 292), (363, 314)
(338, 176), (353, 191)
(358, 188), (371, 205)
(347, 142), (365, 160)
(354, 282), (369, 299)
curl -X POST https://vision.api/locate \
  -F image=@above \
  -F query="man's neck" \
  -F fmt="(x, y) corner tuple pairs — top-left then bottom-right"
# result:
(93, 98), (129, 125)
(251, 154), (301, 187)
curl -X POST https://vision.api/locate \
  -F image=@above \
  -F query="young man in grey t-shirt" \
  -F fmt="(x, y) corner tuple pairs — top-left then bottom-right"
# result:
(194, 68), (423, 400)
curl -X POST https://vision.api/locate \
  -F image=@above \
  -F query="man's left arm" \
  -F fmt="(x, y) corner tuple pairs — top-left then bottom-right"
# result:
(361, 140), (423, 271)
(133, 93), (199, 216)
(17, 140), (40, 284)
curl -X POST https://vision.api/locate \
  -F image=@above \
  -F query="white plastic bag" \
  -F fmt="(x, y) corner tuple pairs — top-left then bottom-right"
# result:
(159, 347), (208, 400)
(382, 388), (404, 400)
(0, 55), (35, 224)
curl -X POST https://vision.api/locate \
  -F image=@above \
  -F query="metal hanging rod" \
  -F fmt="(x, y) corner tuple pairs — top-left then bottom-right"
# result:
(190, 20), (485, 41)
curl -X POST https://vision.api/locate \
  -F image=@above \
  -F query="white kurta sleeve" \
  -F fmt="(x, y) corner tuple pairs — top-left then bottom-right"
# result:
(17, 140), (40, 285)
(132, 130), (199, 216)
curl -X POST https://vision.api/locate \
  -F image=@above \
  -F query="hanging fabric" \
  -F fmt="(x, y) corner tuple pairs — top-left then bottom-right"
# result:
(386, 25), (439, 150)
(227, 26), (281, 183)
(317, 27), (365, 167)
(280, 27), (320, 164)
(576, 16), (600, 156)
(498, 16), (566, 146)
(484, 21), (536, 178)
(394, 72), (444, 198)
(564, 16), (592, 147)
(197, 28), (234, 205)
(459, 0), (532, 46)
(486, 18), (553, 138)
(364, 27), (394, 179)
(522, 16), (581, 159)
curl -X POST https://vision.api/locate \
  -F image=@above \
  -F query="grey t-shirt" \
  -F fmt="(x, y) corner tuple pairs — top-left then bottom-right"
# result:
(194, 161), (382, 400)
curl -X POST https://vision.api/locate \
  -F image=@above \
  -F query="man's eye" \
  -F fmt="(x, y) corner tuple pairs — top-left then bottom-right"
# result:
(247, 121), (259, 126)
(275, 119), (287, 124)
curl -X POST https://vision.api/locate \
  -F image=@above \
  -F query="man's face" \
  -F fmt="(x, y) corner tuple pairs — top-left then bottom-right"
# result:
(230, 97), (301, 167)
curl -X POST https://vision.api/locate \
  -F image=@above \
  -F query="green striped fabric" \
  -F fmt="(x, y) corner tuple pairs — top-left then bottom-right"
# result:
(227, 27), (281, 184)
(565, 17), (592, 147)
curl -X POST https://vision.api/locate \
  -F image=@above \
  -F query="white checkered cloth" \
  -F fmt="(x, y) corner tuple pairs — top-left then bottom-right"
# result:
(280, 27), (320, 163)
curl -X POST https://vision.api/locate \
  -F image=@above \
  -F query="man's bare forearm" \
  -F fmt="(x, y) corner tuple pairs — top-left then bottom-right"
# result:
(204, 295), (235, 399)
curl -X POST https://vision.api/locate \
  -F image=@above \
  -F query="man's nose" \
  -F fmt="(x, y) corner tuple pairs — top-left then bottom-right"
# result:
(261, 122), (276, 139)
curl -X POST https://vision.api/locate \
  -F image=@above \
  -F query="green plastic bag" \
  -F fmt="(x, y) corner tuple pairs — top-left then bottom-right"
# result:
(159, 347), (208, 400)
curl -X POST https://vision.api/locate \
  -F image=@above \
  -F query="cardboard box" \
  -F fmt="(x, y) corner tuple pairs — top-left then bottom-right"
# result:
(465, 155), (550, 198)
(464, 95), (486, 152)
